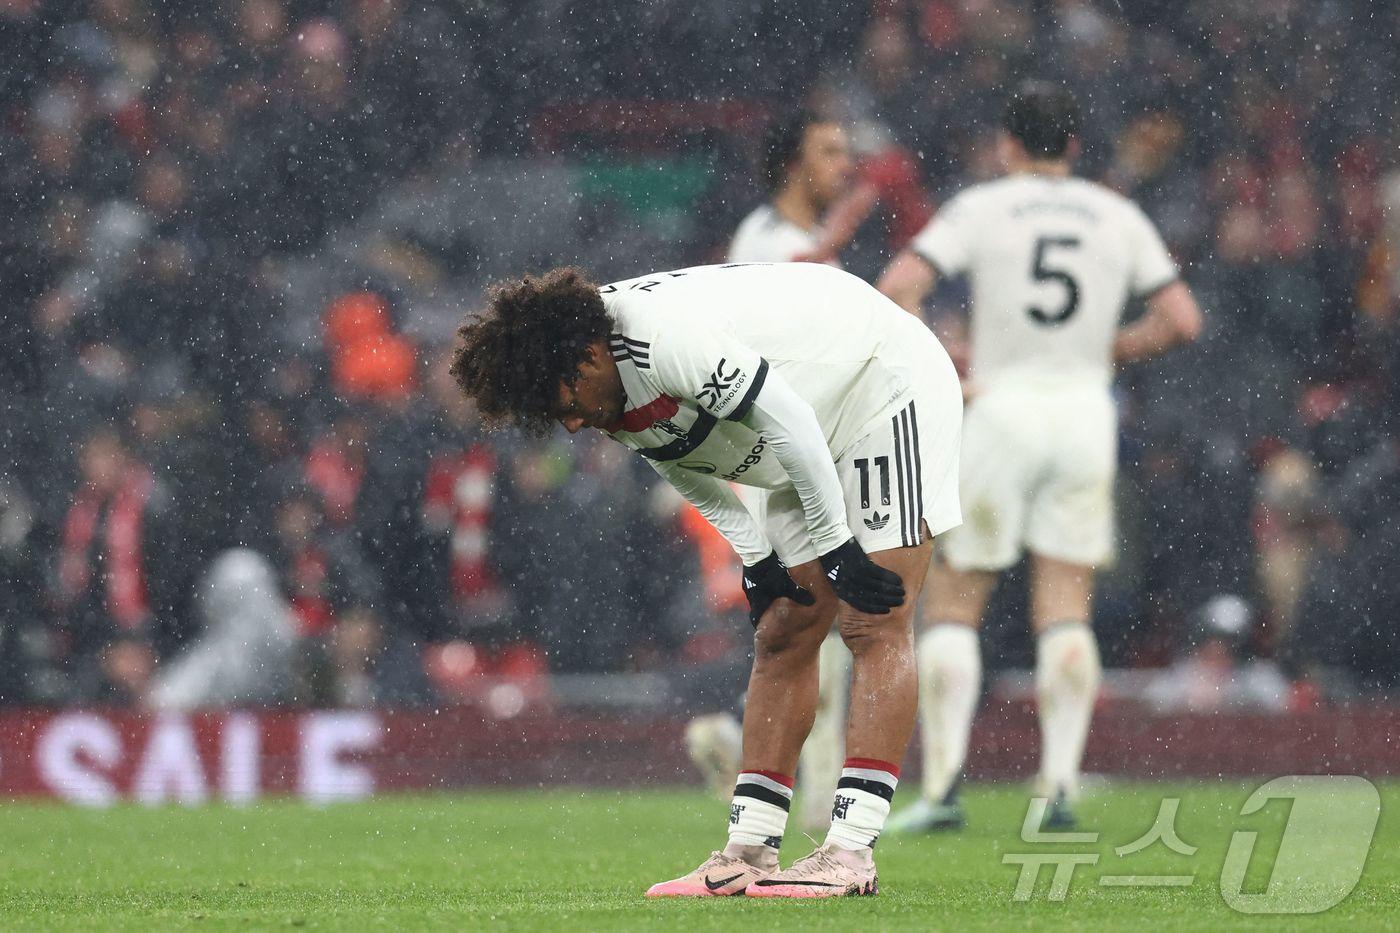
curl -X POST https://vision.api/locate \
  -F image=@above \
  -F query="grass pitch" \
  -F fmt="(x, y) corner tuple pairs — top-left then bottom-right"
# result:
(1, 781), (1396, 930)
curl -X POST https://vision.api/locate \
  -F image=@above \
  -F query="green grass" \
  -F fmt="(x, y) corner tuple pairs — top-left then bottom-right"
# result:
(1, 781), (1396, 930)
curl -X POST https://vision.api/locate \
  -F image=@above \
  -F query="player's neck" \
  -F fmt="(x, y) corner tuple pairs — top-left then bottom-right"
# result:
(771, 185), (820, 231)
(1008, 160), (1072, 178)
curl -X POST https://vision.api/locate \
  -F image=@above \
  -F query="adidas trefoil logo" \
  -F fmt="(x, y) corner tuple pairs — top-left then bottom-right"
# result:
(863, 511), (890, 530)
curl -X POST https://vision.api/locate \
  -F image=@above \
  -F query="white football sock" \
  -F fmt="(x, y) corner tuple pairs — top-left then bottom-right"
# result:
(726, 770), (792, 852)
(1035, 622), (1101, 800)
(917, 624), (981, 803)
(796, 634), (849, 829)
(825, 758), (899, 849)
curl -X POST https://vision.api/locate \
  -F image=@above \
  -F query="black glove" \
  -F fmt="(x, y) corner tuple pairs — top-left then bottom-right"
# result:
(818, 537), (905, 614)
(742, 551), (816, 627)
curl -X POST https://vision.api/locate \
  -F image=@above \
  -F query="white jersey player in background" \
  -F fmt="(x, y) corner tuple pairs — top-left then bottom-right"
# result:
(876, 81), (1203, 830)
(728, 109), (854, 263)
(688, 110), (864, 832)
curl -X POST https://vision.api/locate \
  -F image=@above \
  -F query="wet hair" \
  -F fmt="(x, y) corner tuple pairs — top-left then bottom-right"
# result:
(449, 267), (609, 436)
(762, 109), (825, 193)
(1002, 81), (1081, 158)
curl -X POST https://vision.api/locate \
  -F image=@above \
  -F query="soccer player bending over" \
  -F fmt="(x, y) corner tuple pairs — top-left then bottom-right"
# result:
(451, 262), (962, 897)
(683, 109), (859, 832)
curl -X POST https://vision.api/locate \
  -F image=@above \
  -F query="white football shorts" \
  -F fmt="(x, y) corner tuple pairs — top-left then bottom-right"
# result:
(756, 365), (963, 567)
(941, 382), (1117, 571)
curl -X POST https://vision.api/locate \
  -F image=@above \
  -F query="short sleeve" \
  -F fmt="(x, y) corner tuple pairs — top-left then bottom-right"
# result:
(648, 314), (769, 422)
(1126, 204), (1178, 297)
(908, 192), (974, 277)
(727, 225), (810, 263)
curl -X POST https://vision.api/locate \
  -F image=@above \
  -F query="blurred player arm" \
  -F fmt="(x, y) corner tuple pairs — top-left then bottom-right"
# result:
(1115, 205), (1202, 363)
(1113, 280), (1203, 363)
(878, 190), (970, 315)
(795, 180), (881, 264)
(647, 460), (771, 565)
(800, 150), (936, 266)
(876, 249), (938, 315)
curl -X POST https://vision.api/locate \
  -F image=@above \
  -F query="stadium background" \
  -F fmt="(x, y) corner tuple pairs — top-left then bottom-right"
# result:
(0, 0), (1398, 807)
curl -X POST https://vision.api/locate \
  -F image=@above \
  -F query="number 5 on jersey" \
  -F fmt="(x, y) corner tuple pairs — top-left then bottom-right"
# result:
(1028, 235), (1081, 325)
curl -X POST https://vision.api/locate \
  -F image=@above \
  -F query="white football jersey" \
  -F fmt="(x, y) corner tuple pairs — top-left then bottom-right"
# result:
(727, 204), (820, 263)
(910, 174), (1177, 390)
(599, 262), (946, 488)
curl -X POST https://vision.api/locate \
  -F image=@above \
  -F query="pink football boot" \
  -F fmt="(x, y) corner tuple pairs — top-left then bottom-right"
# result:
(744, 845), (877, 898)
(645, 851), (773, 897)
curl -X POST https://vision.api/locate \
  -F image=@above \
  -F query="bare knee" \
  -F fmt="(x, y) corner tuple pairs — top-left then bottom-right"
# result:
(837, 601), (915, 657)
(754, 595), (837, 666)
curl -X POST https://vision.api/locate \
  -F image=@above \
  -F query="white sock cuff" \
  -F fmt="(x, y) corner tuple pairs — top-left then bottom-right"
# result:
(921, 623), (979, 649)
(838, 758), (898, 795)
(1036, 620), (1093, 644)
(736, 771), (794, 802)
(920, 625), (981, 673)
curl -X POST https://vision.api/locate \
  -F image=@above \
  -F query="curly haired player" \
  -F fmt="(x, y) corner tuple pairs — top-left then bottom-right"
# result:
(452, 262), (962, 897)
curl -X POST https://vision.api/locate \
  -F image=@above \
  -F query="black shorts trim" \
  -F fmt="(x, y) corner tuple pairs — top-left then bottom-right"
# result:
(907, 401), (925, 540)
(890, 401), (924, 548)
(891, 410), (911, 548)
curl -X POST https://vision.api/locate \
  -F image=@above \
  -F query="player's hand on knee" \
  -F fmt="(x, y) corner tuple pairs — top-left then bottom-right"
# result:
(819, 537), (905, 615)
(741, 552), (816, 628)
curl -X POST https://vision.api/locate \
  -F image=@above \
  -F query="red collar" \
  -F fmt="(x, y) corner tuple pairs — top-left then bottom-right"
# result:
(605, 394), (680, 434)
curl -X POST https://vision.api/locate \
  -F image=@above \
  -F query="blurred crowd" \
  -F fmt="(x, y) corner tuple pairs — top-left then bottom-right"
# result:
(0, 0), (1397, 709)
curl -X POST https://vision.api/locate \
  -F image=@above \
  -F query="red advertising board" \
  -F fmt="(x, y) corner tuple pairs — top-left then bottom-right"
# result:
(0, 704), (1395, 806)
(0, 708), (693, 805)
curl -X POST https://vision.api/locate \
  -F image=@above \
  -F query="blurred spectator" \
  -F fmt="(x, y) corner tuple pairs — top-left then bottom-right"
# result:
(147, 548), (298, 709)
(1253, 447), (1320, 659)
(1144, 594), (1289, 712)
(270, 486), (384, 706)
(48, 426), (177, 703)
(420, 354), (512, 643)
(0, 473), (42, 703)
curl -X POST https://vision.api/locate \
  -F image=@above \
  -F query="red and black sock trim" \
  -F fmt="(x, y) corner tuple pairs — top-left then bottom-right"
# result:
(836, 758), (900, 803)
(734, 770), (793, 811)
(837, 776), (895, 802)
